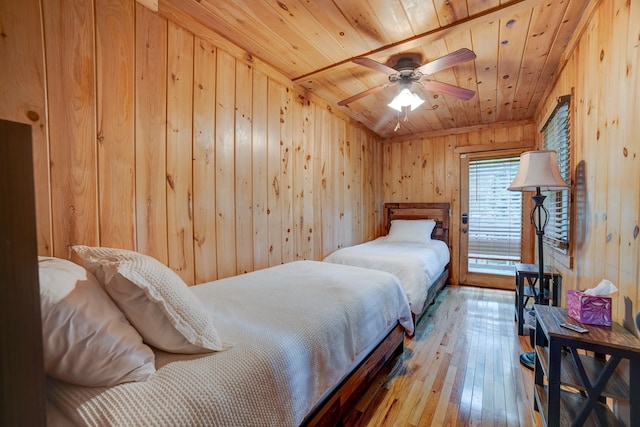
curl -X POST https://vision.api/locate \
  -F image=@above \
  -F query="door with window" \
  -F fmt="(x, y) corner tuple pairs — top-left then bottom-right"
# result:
(460, 151), (527, 289)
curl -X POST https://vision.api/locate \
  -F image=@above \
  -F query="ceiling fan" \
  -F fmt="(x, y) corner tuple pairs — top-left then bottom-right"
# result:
(337, 48), (477, 109)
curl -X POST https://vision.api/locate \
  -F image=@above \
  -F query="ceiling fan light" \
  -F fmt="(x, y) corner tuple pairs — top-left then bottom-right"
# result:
(388, 88), (424, 111)
(409, 93), (425, 110)
(387, 98), (404, 112)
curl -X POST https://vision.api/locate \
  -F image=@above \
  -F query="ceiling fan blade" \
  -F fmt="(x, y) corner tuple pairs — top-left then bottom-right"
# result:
(352, 57), (398, 75)
(420, 80), (475, 100)
(416, 48), (476, 76)
(337, 84), (389, 106)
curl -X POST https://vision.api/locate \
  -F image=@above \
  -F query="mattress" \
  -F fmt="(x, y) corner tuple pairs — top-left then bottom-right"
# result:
(323, 237), (450, 315)
(47, 260), (412, 426)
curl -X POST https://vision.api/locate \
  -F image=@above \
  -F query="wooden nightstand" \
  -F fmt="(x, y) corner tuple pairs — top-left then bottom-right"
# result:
(533, 305), (640, 426)
(515, 263), (562, 335)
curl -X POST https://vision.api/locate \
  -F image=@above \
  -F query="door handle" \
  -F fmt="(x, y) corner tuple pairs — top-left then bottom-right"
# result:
(462, 213), (468, 224)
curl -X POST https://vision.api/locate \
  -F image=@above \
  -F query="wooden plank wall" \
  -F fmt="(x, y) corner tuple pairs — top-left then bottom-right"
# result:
(0, 0), (51, 254)
(0, 0), (384, 285)
(538, 0), (640, 330)
(5, 0), (638, 329)
(381, 0), (640, 328)
(381, 121), (537, 286)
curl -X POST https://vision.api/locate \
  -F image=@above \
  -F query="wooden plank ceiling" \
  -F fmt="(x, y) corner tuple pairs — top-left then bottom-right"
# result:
(158, 0), (592, 138)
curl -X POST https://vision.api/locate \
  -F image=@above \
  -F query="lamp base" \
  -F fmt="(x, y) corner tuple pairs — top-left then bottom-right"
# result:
(519, 351), (535, 371)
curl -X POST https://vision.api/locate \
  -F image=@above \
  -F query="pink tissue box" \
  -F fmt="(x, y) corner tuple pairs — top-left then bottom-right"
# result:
(566, 289), (612, 326)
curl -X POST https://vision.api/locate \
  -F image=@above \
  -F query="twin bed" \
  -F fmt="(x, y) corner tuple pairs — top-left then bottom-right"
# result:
(324, 202), (451, 322)
(44, 203), (450, 426)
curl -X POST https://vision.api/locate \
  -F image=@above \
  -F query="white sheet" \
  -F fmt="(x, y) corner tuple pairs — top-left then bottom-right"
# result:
(323, 237), (450, 315)
(47, 260), (412, 426)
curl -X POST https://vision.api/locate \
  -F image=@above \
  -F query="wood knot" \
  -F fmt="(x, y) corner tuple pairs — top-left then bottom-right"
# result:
(26, 110), (39, 122)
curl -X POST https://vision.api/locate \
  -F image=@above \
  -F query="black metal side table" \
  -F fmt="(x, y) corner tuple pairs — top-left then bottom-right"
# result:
(515, 262), (562, 335)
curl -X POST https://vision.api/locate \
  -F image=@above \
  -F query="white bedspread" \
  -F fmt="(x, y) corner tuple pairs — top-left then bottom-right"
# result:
(323, 238), (450, 315)
(47, 260), (412, 427)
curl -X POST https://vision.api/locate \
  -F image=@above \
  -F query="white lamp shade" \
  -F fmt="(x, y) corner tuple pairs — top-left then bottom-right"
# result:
(409, 93), (425, 110)
(508, 150), (570, 192)
(388, 88), (425, 112)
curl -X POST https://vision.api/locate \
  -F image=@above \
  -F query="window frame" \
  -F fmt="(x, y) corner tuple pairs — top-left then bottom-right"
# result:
(540, 94), (573, 268)
(459, 147), (535, 290)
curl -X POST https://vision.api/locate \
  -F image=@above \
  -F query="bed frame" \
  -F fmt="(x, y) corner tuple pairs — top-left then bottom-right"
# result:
(383, 202), (451, 323)
(302, 324), (405, 426)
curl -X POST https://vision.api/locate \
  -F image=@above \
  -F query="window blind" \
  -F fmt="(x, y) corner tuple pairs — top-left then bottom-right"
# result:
(541, 95), (571, 252)
(468, 157), (522, 274)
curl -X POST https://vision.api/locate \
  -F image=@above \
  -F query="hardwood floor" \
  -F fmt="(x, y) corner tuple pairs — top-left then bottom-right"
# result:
(344, 285), (542, 427)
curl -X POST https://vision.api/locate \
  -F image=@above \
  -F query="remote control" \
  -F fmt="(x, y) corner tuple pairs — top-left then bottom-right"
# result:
(560, 322), (588, 333)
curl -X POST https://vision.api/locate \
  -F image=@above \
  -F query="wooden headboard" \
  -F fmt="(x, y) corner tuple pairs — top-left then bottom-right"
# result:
(383, 202), (450, 246)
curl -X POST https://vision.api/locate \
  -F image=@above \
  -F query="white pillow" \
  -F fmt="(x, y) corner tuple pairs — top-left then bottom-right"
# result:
(38, 257), (155, 386)
(386, 219), (436, 244)
(72, 246), (231, 354)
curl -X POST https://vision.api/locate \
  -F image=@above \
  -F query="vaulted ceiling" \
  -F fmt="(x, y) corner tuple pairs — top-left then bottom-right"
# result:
(159, 0), (592, 138)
